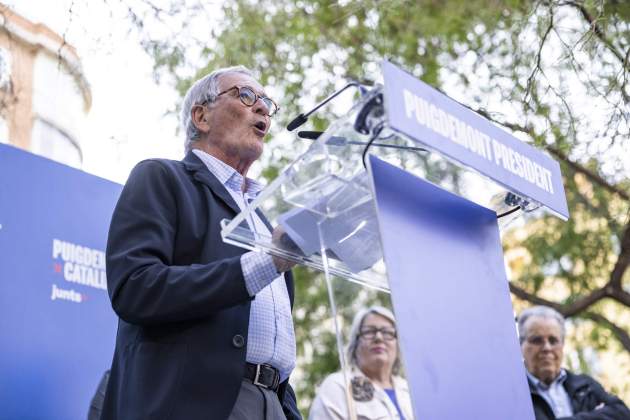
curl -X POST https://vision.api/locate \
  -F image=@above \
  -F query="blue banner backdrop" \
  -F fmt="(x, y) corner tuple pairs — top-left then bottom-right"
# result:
(0, 144), (120, 419)
(369, 155), (535, 420)
(382, 60), (569, 219)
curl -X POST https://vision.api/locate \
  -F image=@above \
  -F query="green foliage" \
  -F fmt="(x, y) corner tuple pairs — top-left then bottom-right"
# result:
(161, 0), (527, 125)
(138, 0), (630, 411)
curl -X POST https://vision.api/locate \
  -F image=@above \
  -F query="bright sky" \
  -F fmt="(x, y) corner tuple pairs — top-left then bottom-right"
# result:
(8, 0), (185, 184)
(7, 1), (629, 187)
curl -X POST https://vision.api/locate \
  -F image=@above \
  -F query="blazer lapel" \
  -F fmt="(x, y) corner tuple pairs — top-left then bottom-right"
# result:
(183, 151), (295, 307)
(183, 151), (241, 215)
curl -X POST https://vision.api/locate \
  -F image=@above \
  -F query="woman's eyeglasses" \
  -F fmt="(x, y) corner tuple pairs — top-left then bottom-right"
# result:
(358, 327), (397, 341)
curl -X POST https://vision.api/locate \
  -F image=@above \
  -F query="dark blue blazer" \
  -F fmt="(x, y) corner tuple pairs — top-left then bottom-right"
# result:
(100, 152), (300, 420)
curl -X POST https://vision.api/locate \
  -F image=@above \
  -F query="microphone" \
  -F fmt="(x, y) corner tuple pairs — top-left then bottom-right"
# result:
(298, 131), (347, 146)
(286, 82), (368, 131)
(286, 114), (308, 131)
(297, 131), (428, 152)
(296, 131), (328, 139)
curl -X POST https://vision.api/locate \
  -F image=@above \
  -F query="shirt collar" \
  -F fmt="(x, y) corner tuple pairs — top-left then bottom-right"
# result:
(527, 369), (567, 390)
(192, 149), (264, 196)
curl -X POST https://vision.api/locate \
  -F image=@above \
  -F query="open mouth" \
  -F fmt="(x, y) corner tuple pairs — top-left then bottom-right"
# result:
(253, 121), (267, 136)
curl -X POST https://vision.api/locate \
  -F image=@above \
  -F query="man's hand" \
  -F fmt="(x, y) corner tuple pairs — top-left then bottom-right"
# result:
(271, 226), (299, 273)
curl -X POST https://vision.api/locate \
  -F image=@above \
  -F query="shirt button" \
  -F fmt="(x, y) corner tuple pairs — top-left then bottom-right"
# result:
(232, 334), (245, 348)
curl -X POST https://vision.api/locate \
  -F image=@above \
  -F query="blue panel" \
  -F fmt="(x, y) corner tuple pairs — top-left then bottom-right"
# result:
(382, 60), (569, 219)
(369, 155), (534, 420)
(0, 144), (120, 419)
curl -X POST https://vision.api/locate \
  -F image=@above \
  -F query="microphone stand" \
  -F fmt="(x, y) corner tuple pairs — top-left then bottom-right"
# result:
(297, 131), (428, 153)
(286, 82), (367, 131)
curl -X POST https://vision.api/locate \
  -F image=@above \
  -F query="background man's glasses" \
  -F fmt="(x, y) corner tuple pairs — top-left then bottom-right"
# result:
(526, 335), (562, 347)
(217, 85), (279, 117)
(359, 327), (397, 341)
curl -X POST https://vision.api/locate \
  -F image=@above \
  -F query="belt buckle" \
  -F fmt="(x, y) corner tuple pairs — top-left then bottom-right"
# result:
(253, 364), (269, 389)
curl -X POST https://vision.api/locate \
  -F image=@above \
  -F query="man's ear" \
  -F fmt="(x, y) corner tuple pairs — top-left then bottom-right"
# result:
(191, 105), (210, 133)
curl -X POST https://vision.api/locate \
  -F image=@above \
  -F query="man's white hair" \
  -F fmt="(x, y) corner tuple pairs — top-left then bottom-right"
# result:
(180, 65), (254, 153)
(517, 305), (566, 344)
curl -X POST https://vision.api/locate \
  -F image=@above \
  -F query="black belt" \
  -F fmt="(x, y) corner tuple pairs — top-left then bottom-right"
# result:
(244, 362), (280, 392)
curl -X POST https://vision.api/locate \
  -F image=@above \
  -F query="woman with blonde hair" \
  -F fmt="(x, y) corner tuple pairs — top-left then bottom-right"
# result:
(309, 306), (413, 420)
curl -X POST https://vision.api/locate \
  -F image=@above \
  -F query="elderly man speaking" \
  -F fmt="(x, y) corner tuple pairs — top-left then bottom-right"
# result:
(100, 66), (300, 420)
(518, 306), (629, 420)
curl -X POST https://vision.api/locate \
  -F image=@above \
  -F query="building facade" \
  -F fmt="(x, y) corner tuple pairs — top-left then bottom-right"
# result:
(0, 5), (91, 168)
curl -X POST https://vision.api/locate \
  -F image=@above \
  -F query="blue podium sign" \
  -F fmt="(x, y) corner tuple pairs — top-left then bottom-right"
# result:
(369, 155), (535, 420)
(382, 60), (569, 219)
(0, 144), (120, 419)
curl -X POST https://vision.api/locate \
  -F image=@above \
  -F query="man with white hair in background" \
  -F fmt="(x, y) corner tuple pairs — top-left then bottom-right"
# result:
(100, 66), (301, 420)
(518, 305), (629, 420)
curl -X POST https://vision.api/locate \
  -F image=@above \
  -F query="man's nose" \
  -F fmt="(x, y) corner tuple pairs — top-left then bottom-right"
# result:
(252, 97), (270, 117)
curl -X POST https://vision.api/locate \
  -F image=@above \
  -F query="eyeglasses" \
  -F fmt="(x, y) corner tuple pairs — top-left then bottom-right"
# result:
(358, 327), (397, 341)
(216, 85), (279, 117)
(525, 335), (562, 347)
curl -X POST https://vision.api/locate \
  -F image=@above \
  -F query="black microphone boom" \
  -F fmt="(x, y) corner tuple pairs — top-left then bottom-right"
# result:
(286, 114), (308, 131)
(297, 130), (428, 153)
(296, 131), (325, 140)
(286, 82), (365, 131)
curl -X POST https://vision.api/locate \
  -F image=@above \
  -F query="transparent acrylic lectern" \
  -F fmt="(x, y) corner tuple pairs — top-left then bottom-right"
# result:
(221, 85), (537, 285)
(220, 75), (552, 418)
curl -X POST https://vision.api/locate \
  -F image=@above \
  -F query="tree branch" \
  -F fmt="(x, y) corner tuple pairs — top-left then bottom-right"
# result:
(511, 283), (630, 352)
(510, 282), (563, 309)
(580, 311), (630, 353)
(561, 1), (630, 71)
(610, 220), (630, 289)
(612, 290), (630, 307)
(563, 288), (612, 317)
(473, 108), (630, 202)
(524, 6), (554, 103)
(509, 282), (610, 317)
(545, 146), (630, 201)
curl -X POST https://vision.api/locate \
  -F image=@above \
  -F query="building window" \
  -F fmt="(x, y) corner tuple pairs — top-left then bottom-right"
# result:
(0, 48), (11, 91)
(0, 116), (7, 143)
(30, 117), (82, 168)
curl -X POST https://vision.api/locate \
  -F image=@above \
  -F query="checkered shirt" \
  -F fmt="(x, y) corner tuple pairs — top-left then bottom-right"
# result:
(192, 149), (296, 381)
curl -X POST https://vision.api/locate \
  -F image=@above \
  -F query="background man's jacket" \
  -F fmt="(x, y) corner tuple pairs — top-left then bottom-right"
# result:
(528, 370), (630, 420)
